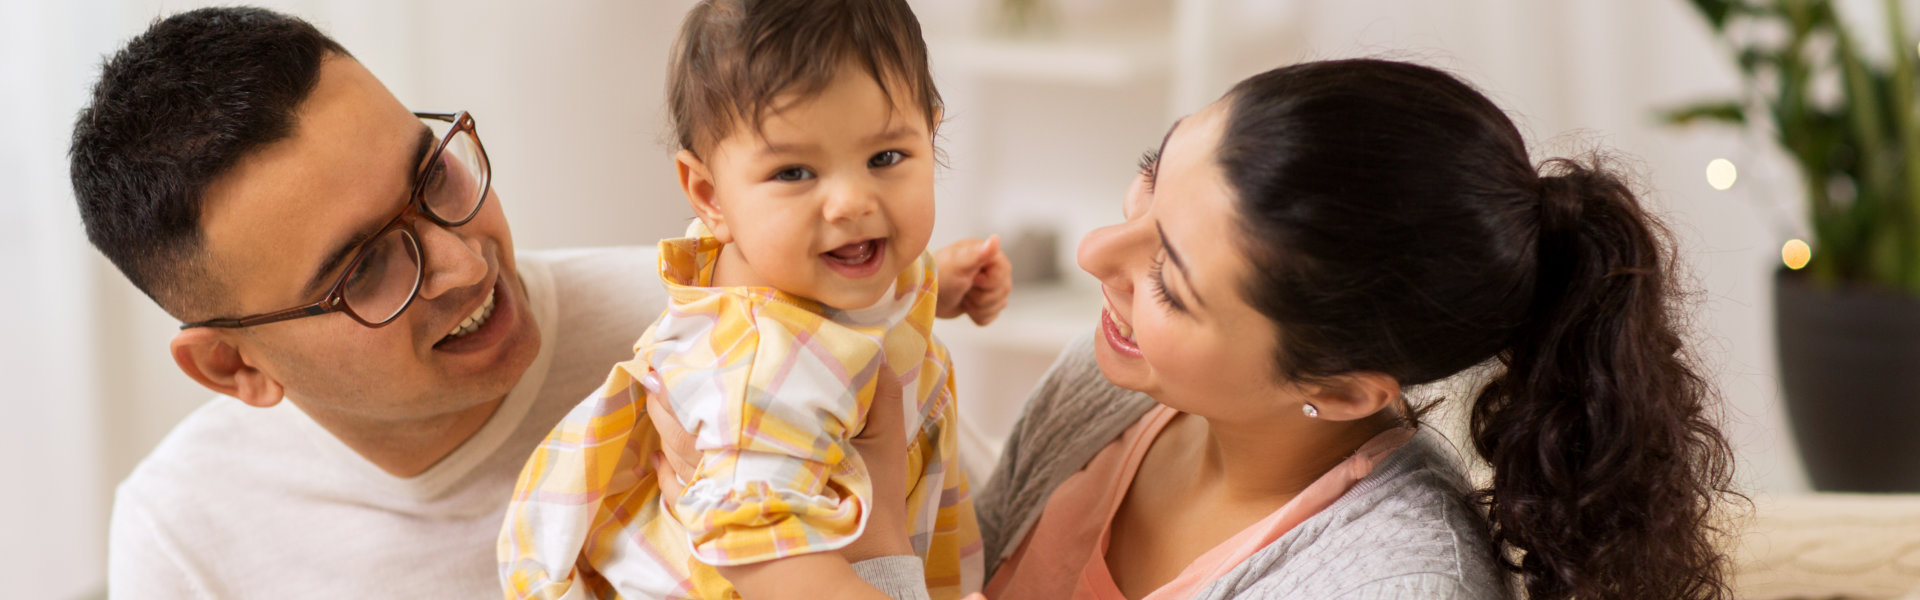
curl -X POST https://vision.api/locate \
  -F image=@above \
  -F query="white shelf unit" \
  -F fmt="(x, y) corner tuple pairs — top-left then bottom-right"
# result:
(921, 0), (1231, 481)
(928, 0), (1222, 121)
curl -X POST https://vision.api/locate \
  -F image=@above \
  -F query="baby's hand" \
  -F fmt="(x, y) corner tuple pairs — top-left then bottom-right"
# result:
(934, 236), (1012, 326)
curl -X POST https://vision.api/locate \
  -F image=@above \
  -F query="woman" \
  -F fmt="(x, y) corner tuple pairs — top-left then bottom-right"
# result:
(660, 58), (1737, 600)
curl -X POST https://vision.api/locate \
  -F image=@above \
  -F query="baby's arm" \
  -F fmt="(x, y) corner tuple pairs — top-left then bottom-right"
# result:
(648, 362), (924, 600)
(934, 236), (1012, 325)
(499, 370), (651, 599)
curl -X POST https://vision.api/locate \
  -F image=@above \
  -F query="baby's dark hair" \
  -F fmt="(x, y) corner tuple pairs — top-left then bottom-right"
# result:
(667, 0), (942, 156)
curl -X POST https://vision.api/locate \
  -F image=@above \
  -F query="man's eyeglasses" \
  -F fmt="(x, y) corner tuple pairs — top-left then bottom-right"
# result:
(180, 111), (492, 330)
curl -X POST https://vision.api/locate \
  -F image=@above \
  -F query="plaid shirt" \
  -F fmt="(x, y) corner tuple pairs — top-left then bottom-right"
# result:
(500, 232), (982, 599)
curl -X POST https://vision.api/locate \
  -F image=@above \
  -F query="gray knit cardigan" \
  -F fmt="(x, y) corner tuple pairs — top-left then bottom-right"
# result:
(967, 333), (1514, 599)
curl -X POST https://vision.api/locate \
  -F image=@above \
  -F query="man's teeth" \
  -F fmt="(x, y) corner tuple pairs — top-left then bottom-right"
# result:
(445, 289), (496, 340)
(1104, 295), (1134, 340)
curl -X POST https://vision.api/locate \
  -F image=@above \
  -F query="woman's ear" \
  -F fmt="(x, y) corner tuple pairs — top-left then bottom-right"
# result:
(1299, 371), (1401, 422)
(676, 149), (730, 243)
(171, 329), (284, 408)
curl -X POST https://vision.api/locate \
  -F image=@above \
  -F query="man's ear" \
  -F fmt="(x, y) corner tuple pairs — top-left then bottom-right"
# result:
(676, 149), (730, 243)
(1298, 371), (1401, 422)
(170, 328), (284, 408)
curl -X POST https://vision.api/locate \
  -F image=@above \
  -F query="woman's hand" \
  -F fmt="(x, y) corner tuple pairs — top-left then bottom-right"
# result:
(934, 236), (1012, 326)
(838, 361), (913, 562)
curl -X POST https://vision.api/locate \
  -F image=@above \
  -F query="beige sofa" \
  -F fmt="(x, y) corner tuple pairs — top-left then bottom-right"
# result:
(1731, 493), (1920, 599)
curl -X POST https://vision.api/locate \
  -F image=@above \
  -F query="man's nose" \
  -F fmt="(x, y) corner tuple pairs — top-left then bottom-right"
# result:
(415, 221), (487, 300)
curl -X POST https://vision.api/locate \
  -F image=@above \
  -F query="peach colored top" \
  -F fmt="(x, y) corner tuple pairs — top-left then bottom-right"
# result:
(983, 405), (1416, 600)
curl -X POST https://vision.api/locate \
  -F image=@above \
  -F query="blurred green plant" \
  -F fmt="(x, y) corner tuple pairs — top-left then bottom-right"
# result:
(1668, 0), (1920, 294)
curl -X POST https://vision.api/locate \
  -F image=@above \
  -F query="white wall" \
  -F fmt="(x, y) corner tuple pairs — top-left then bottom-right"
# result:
(2, 1), (1810, 597)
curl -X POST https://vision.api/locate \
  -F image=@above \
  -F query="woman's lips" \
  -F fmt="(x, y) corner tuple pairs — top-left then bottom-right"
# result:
(1100, 291), (1135, 339)
(1100, 288), (1141, 357)
(1101, 308), (1142, 358)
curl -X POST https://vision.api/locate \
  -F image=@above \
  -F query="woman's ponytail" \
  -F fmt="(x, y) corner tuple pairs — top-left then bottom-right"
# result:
(1218, 60), (1739, 599)
(1471, 157), (1738, 600)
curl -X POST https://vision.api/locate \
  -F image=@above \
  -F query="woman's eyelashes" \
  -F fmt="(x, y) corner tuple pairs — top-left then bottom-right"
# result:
(1137, 149), (1161, 192)
(1148, 252), (1187, 313)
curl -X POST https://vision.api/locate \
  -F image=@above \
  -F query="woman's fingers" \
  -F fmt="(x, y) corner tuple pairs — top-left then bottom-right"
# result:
(645, 392), (700, 489)
(652, 452), (687, 504)
(840, 361), (915, 562)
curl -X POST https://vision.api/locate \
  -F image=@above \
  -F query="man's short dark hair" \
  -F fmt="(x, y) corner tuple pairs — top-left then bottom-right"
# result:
(667, 0), (943, 157)
(70, 6), (348, 317)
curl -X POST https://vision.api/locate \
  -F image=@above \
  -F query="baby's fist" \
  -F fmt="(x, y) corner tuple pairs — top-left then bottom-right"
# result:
(934, 236), (1012, 326)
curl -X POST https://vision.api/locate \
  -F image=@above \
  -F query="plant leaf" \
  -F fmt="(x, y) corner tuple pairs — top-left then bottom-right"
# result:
(1686, 0), (1742, 31)
(1660, 101), (1749, 126)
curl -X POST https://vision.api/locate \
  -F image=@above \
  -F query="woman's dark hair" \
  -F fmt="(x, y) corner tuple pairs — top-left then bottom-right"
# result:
(1218, 59), (1736, 599)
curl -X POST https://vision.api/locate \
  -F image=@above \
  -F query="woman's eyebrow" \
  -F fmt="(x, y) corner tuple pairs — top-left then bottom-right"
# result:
(1155, 221), (1205, 308)
(1151, 117), (1183, 188)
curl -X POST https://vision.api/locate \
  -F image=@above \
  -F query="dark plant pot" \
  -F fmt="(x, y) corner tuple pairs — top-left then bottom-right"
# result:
(1775, 269), (1920, 492)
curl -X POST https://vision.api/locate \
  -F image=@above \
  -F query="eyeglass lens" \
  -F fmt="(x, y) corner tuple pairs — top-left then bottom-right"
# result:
(338, 121), (487, 325)
(421, 121), (488, 224)
(340, 228), (423, 324)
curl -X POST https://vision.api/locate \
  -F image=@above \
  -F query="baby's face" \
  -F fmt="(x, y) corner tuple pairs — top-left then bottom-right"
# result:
(700, 66), (936, 310)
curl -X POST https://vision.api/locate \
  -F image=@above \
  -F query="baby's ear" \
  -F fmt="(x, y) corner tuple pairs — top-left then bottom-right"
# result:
(676, 149), (730, 242)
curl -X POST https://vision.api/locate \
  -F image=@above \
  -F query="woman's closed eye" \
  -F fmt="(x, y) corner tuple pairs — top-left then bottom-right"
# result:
(869, 150), (906, 168)
(1149, 252), (1187, 313)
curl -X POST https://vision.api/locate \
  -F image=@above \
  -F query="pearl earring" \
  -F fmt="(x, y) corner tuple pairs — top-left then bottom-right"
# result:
(1302, 403), (1320, 419)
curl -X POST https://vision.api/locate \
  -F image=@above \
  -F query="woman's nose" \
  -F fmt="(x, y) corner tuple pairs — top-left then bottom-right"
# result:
(1078, 217), (1152, 292)
(415, 221), (487, 300)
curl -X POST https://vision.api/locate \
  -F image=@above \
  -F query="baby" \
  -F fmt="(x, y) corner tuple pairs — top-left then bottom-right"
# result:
(498, 1), (1004, 598)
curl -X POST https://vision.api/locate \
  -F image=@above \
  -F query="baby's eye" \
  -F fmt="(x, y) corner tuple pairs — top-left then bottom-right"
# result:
(773, 167), (815, 182)
(869, 150), (905, 168)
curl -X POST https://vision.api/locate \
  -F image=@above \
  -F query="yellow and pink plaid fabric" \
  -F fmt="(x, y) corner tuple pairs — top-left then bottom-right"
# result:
(499, 232), (982, 600)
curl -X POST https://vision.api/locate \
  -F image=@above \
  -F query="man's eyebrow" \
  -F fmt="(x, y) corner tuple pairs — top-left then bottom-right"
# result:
(301, 125), (435, 297)
(1156, 221), (1205, 308)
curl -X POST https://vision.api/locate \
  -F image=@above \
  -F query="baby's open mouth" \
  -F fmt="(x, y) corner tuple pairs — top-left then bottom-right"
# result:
(821, 238), (886, 277)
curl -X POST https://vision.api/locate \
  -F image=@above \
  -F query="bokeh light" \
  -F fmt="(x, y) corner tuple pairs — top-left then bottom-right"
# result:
(1783, 239), (1812, 270)
(1706, 158), (1738, 190)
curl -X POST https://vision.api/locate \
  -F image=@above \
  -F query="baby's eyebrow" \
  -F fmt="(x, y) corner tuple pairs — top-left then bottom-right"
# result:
(754, 137), (820, 157)
(863, 124), (914, 145)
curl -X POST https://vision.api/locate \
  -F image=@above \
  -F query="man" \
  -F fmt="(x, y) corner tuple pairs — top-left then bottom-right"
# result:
(71, 7), (669, 597)
(74, 7), (1001, 598)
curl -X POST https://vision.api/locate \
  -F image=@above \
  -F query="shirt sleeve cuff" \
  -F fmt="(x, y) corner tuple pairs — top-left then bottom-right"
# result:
(849, 555), (931, 600)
